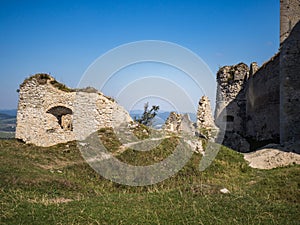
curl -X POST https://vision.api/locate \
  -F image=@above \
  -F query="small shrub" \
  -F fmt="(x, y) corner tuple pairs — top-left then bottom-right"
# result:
(50, 80), (74, 92)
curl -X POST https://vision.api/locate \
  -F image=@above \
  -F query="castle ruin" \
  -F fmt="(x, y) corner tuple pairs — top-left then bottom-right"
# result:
(15, 74), (132, 147)
(16, 74), (215, 147)
(164, 96), (216, 139)
(215, 0), (300, 152)
(16, 0), (299, 152)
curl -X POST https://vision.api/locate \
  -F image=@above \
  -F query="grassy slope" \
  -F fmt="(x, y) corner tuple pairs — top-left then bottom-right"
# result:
(0, 136), (299, 224)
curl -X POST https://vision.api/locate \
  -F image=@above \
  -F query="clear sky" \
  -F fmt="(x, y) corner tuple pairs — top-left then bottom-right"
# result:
(0, 0), (280, 111)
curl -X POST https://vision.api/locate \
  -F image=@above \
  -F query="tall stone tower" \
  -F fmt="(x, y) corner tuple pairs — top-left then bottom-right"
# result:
(214, 63), (250, 152)
(280, 0), (300, 43)
(215, 63), (249, 135)
(280, 0), (300, 145)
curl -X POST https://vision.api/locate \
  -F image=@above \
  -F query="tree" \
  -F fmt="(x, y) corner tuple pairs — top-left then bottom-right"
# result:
(135, 102), (159, 126)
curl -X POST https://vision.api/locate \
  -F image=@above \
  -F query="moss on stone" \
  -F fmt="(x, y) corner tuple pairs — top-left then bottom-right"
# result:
(21, 73), (75, 92)
(50, 79), (74, 92)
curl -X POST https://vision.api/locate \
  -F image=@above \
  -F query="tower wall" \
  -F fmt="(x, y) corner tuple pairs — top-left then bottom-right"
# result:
(215, 63), (249, 136)
(280, 0), (300, 43)
(280, 21), (300, 145)
(246, 54), (280, 144)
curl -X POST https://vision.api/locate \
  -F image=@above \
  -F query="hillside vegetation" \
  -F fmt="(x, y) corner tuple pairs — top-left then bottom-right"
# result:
(0, 129), (299, 224)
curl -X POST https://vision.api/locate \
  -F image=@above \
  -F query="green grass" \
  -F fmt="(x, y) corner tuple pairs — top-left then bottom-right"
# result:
(117, 136), (180, 166)
(0, 133), (299, 224)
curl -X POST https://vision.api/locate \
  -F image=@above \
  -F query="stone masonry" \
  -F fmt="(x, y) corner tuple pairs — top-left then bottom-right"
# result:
(280, 0), (300, 43)
(16, 74), (132, 147)
(215, 0), (300, 152)
(164, 95), (216, 138)
(197, 96), (217, 139)
(280, 20), (300, 144)
(164, 112), (195, 135)
(215, 63), (249, 136)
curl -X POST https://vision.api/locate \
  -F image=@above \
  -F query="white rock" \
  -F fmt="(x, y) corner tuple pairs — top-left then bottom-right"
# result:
(220, 188), (230, 194)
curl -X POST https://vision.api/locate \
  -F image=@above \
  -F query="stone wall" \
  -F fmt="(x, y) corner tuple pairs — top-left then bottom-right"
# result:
(246, 53), (280, 143)
(215, 21), (300, 152)
(16, 74), (132, 147)
(215, 58), (281, 151)
(164, 112), (182, 133)
(164, 112), (195, 135)
(197, 96), (215, 130)
(197, 96), (217, 139)
(280, 0), (300, 43)
(280, 21), (300, 144)
(215, 63), (249, 135)
(164, 95), (216, 138)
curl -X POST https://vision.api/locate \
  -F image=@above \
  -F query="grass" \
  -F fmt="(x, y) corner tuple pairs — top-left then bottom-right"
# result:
(21, 74), (120, 98)
(117, 136), (180, 166)
(0, 130), (299, 224)
(21, 73), (75, 92)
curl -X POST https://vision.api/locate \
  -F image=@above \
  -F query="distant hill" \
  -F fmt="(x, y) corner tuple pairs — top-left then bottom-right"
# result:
(0, 109), (17, 117)
(0, 113), (15, 120)
(0, 111), (16, 134)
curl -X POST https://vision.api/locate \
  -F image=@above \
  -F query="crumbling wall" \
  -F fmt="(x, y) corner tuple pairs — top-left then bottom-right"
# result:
(214, 0), (300, 152)
(197, 96), (215, 130)
(215, 63), (249, 135)
(280, 21), (300, 145)
(197, 96), (217, 139)
(164, 112), (195, 135)
(164, 95), (216, 138)
(16, 74), (132, 147)
(164, 112), (182, 132)
(214, 36), (299, 151)
(246, 53), (280, 143)
(215, 59), (280, 151)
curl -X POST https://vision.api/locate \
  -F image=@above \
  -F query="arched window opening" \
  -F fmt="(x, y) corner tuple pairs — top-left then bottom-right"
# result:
(46, 106), (73, 131)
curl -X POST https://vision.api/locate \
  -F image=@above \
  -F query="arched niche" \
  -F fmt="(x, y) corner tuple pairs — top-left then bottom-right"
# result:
(46, 106), (73, 131)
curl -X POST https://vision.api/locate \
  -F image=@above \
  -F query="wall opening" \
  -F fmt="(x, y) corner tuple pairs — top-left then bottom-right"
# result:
(46, 106), (73, 131)
(223, 115), (234, 122)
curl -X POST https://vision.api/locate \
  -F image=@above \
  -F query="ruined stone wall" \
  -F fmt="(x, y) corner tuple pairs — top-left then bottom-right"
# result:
(16, 76), (75, 146)
(197, 96), (217, 139)
(280, 0), (300, 43)
(280, 21), (300, 144)
(215, 63), (249, 135)
(164, 112), (182, 133)
(215, 25), (299, 150)
(16, 74), (132, 147)
(164, 96), (216, 138)
(246, 53), (280, 143)
(197, 96), (215, 130)
(215, 59), (281, 151)
(164, 112), (195, 135)
(214, 0), (300, 151)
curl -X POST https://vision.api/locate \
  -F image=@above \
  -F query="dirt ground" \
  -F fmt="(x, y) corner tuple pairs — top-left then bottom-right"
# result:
(243, 144), (300, 169)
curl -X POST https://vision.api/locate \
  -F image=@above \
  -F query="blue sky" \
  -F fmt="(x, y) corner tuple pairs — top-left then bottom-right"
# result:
(0, 0), (279, 111)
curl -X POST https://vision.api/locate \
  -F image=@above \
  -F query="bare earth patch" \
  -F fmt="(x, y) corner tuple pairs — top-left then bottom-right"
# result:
(35, 159), (84, 170)
(28, 197), (73, 205)
(244, 147), (300, 169)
